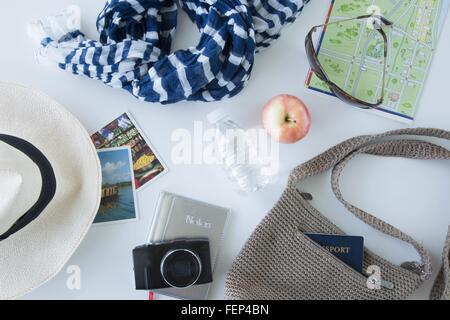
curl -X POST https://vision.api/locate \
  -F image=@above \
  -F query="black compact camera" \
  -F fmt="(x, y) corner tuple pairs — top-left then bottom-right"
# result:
(133, 239), (213, 290)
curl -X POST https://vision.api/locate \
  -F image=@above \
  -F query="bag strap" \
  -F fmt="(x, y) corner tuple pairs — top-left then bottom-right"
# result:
(288, 128), (450, 185)
(288, 128), (450, 300)
(430, 227), (450, 300)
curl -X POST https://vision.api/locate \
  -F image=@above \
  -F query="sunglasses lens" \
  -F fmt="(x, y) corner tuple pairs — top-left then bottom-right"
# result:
(306, 37), (323, 74)
(307, 19), (387, 106)
(331, 85), (365, 108)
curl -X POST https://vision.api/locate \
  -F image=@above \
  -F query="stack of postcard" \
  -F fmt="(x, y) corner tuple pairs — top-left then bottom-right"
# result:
(91, 113), (168, 225)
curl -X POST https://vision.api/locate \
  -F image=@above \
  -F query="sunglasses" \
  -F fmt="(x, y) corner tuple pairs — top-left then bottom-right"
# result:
(305, 14), (393, 109)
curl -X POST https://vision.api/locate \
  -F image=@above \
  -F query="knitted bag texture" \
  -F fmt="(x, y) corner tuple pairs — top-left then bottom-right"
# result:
(225, 128), (450, 300)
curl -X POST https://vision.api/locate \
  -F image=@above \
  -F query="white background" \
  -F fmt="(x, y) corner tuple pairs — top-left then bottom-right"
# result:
(1, 0), (450, 300)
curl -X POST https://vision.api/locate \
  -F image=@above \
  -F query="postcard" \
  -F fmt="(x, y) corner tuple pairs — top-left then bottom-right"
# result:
(94, 146), (138, 225)
(91, 112), (167, 190)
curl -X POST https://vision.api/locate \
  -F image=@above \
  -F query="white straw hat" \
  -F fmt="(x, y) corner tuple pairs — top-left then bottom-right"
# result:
(0, 82), (101, 299)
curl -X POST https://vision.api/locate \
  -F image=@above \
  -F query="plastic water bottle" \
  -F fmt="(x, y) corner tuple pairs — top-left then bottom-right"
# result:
(207, 109), (273, 194)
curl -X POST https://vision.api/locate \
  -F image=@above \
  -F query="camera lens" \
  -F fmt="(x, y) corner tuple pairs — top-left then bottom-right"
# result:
(160, 249), (202, 288)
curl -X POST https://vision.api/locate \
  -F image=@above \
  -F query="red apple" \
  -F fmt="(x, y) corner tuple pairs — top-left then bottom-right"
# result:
(262, 94), (311, 144)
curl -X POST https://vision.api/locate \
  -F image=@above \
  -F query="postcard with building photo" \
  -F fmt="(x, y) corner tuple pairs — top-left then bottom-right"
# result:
(94, 146), (138, 225)
(91, 112), (167, 191)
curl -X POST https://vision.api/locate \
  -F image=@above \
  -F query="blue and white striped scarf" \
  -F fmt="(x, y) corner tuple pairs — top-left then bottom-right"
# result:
(32, 0), (310, 104)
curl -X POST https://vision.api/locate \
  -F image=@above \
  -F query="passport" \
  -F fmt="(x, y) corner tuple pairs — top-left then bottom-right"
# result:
(304, 233), (364, 273)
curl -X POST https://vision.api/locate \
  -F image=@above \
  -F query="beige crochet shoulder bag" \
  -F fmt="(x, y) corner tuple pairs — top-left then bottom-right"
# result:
(225, 128), (450, 300)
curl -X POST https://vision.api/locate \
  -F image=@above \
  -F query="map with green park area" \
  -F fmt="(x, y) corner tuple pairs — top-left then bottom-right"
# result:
(306, 0), (449, 121)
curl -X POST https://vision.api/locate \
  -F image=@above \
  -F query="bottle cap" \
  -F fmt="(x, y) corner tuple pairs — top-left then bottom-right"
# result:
(207, 109), (228, 124)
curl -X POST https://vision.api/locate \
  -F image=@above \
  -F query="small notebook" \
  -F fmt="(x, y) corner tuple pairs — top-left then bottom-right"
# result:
(147, 191), (229, 300)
